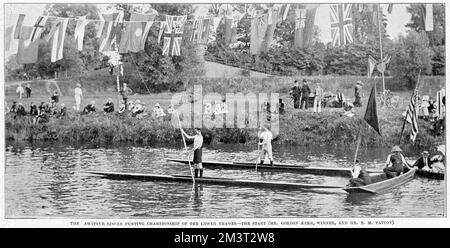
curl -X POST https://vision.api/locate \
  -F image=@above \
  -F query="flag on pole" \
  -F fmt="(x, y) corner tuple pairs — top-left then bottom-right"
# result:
(29, 16), (48, 42)
(376, 55), (391, 74)
(98, 12), (124, 52)
(281, 4), (290, 21)
(161, 15), (187, 56)
(5, 26), (13, 51)
(425, 4), (434, 31)
(17, 26), (40, 64)
(74, 15), (90, 51)
(46, 18), (69, 62)
(367, 55), (377, 78)
(387, 4), (394, 14)
(330, 4), (354, 47)
(406, 89), (419, 142)
(191, 17), (212, 44)
(119, 12), (156, 53)
(14, 14), (26, 39)
(364, 84), (382, 135)
(250, 12), (269, 55)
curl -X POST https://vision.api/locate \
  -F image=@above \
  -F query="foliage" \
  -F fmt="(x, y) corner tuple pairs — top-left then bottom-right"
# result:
(390, 30), (434, 88)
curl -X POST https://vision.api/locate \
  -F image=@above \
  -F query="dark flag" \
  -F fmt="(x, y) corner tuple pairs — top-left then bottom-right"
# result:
(364, 84), (381, 135)
(387, 4), (394, 14)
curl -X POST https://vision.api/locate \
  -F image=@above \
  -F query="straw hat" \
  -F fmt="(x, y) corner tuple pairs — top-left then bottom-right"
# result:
(391, 146), (402, 152)
(421, 151), (430, 156)
(356, 81), (363, 86)
(76, 83), (81, 87)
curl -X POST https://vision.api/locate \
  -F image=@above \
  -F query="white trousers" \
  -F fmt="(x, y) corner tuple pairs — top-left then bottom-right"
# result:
(313, 97), (321, 113)
(75, 95), (81, 111)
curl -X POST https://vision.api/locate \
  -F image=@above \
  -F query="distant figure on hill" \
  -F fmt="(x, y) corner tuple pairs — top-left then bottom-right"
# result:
(51, 90), (60, 103)
(300, 79), (311, 110)
(353, 81), (363, 107)
(278, 98), (285, 115)
(25, 84), (32, 98)
(313, 83), (323, 113)
(83, 101), (96, 114)
(16, 84), (24, 99)
(103, 98), (115, 113)
(74, 83), (83, 111)
(289, 80), (301, 109)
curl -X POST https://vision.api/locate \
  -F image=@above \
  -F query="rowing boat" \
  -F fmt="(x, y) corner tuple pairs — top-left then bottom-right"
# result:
(86, 171), (343, 190)
(343, 167), (417, 194)
(416, 169), (444, 180)
(168, 159), (383, 177)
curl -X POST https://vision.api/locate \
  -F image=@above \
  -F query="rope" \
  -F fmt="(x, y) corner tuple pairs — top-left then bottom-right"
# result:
(129, 53), (152, 95)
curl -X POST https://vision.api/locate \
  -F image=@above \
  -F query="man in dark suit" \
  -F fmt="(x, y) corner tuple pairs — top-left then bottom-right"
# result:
(412, 151), (434, 170)
(300, 79), (311, 110)
(289, 80), (301, 109)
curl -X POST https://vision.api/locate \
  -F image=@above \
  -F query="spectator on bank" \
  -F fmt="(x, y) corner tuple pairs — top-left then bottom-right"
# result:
(16, 84), (25, 99)
(300, 79), (311, 110)
(152, 103), (165, 118)
(25, 84), (32, 98)
(289, 80), (302, 109)
(57, 103), (67, 119)
(278, 98), (285, 115)
(342, 102), (355, 118)
(132, 100), (146, 116)
(313, 84), (323, 113)
(82, 101), (96, 114)
(167, 104), (175, 115)
(204, 103), (212, 115)
(51, 90), (60, 103)
(333, 89), (345, 108)
(30, 102), (38, 116)
(353, 81), (363, 107)
(103, 98), (115, 113)
(74, 83), (83, 111)
(120, 83), (132, 110)
(10, 101), (18, 113)
(15, 103), (26, 117)
(118, 100), (126, 114)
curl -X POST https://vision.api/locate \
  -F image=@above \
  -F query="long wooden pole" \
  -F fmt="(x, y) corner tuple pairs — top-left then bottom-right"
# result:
(398, 70), (421, 144)
(176, 111), (195, 182)
(353, 134), (362, 165)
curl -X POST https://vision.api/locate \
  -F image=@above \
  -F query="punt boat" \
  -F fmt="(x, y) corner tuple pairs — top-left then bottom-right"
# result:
(416, 169), (444, 180)
(168, 159), (384, 177)
(343, 167), (417, 194)
(86, 171), (343, 190)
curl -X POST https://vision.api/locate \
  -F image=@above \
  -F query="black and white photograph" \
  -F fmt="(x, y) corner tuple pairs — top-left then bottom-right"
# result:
(0, 1), (448, 228)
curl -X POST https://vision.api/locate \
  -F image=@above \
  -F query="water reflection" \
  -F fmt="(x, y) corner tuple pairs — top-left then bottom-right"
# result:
(4, 142), (445, 218)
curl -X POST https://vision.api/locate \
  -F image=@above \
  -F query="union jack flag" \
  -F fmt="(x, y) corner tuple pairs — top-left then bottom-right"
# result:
(191, 18), (212, 44)
(161, 15), (186, 56)
(330, 4), (354, 47)
(295, 9), (306, 29)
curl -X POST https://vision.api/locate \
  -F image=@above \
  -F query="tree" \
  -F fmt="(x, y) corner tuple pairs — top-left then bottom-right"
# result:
(390, 30), (434, 88)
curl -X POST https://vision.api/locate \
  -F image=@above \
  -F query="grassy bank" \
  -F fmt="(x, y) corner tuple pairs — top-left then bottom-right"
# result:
(5, 74), (444, 150)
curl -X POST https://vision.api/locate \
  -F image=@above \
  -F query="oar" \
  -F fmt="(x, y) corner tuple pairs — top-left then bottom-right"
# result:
(176, 111), (195, 183)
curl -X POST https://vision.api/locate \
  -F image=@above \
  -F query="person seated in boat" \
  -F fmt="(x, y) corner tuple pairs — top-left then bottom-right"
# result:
(103, 98), (115, 113)
(181, 127), (204, 178)
(409, 151), (434, 171)
(383, 146), (412, 178)
(348, 160), (372, 187)
(258, 125), (274, 166)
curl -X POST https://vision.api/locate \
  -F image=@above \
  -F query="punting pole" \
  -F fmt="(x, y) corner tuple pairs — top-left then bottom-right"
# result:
(353, 134), (362, 165)
(398, 70), (421, 145)
(176, 111), (195, 183)
(377, 4), (386, 96)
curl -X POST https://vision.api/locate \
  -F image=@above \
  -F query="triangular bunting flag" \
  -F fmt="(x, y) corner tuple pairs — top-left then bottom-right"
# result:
(376, 55), (391, 74)
(14, 14), (26, 39)
(250, 12), (269, 55)
(119, 12), (156, 53)
(46, 18), (69, 62)
(29, 16), (48, 42)
(5, 26), (13, 51)
(98, 12), (124, 52)
(330, 4), (354, 47)
(74, 15), (90, 51)
(364, 84), (382, 135)
(425, 4), (434, 31)
(17, 26), (40, 64)
(387, 4), (394, 14)
(367, 55), (377, 78)
(262, 8), (279, 52)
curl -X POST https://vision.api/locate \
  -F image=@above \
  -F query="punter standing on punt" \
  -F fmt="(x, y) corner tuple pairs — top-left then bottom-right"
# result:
(258, 125), (274, 166)
(383, 146), (411, 178)
(181, 127), (204, 178)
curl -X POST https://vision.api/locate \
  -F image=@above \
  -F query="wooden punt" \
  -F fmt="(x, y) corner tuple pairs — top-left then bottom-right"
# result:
(168, 159), (383, 177)
(343, 167), (417, 194)
(416, 169), (444, 180)
(86, 171), (343, 190)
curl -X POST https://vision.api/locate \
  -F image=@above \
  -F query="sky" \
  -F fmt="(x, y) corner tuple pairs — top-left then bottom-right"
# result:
(4, 3), (412, 44)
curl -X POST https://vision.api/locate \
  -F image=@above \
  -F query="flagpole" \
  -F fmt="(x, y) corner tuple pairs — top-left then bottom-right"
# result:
(398, 70), (421, 145)
(377, 4), (386, 95)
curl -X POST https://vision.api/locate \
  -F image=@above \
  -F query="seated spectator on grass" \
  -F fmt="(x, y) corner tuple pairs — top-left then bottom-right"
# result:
(118, 100), (126, 114)
(132, 100), (146, 116)
(127, 100), (135, 112)
(333, 89), (345, 108)
(167, 104), (175, 114)
(103, 98), (115, 113)
(204, 103), (212, 115)
(30, 102), (38, 116)
(36, 111), (49, 124)
(83, 101), (96, 114)
(57, 103), (67, 119)
(15, 103), (27, 117)
(278, 98), (285, 115)
(51, 90), (60, 103)
(152, 103), (165, 118)
(342, 102), (355, 118)
(10, 101), (18, 113)
(428, 98), (437, 120)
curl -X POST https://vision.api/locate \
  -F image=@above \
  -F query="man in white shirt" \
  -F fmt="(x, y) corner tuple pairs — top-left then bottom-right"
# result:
(182, 128), (204, 178)
(313, 84), (323, 113)
(258, 125), (274, 166)
(16, 84), (25, 99)
(74, 83), (83, 111)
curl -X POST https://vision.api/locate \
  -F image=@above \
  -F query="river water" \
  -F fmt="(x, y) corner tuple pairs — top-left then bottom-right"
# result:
(4, 142), (445, 218)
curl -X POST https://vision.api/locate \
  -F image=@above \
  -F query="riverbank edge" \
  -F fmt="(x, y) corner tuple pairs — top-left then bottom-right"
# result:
(5, 110), (443, 151)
